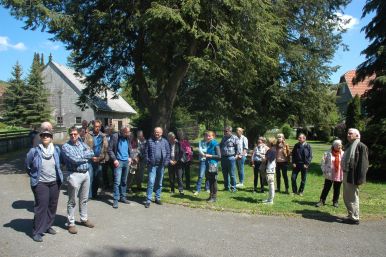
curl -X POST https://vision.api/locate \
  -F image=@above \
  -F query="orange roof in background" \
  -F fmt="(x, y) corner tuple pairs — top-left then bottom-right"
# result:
(340, 70), (375, 97)
(0, 84), (6, 96)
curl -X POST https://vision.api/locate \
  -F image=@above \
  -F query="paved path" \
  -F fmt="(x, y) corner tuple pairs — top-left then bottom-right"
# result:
(0, 152), (385, 257)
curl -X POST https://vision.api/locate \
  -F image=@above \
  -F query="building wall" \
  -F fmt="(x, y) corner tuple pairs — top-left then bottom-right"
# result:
(95, 110), (130, 131)
(42, 64), (95, 128)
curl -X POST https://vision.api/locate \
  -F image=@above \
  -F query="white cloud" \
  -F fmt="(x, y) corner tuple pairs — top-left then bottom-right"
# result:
(336, 12), (359, 30)
(42, 41), (60, 51)
(0, 36), (27, 51)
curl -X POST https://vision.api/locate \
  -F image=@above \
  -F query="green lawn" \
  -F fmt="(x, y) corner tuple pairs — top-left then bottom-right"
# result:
(131, 139), (386, 219)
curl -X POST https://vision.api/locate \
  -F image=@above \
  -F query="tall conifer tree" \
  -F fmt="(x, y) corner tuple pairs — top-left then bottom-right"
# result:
(22, 53), (51, 126)
(3, 62), (26, 126)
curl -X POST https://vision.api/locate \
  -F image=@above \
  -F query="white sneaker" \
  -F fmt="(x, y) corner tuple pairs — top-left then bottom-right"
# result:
(206, 189), (210, 193)
(236, 183), (244, 188)
(262, 199), (273, 204)
(193, 191), (199, 196)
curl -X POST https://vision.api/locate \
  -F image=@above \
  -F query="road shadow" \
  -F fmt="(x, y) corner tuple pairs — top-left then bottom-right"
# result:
(0, 150), (27, 175)
(295, 209), (342, 223)
(3, 214), (67, 237)
(12, 200), (34, 212)
(85, 246), (203, 257)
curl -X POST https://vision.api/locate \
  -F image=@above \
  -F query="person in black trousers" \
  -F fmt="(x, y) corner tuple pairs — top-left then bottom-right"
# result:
(291, 133), (312, 196)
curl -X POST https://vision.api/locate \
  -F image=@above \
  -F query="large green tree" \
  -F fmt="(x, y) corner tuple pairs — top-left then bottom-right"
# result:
(1, 0), (282, 130)
(177, 0), (346, 137)
(3, 62), (26, 126)
(22, 53), (51, 126)
(355, 0), (386, 179)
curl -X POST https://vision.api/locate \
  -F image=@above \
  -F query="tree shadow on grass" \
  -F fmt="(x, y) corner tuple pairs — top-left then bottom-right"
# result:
(231, 196), (259, 204)
(292, 199), (317, 207)
(170, 193), (204, 202)
(295, 209), (343, 223)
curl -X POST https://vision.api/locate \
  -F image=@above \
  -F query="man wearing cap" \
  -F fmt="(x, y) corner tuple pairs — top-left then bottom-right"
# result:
(342, 128), (369, 225)
(62, 126), (95, 234)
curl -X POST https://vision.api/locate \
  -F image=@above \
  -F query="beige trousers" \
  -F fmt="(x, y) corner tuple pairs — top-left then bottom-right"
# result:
(343, 172), (360, 221)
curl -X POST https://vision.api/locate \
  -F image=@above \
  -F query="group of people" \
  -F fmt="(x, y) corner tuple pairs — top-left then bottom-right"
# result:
(25, 121), (368, 242)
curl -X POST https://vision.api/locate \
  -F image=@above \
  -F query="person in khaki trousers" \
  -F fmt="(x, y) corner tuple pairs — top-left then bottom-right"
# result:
(342, 128), (369, 225)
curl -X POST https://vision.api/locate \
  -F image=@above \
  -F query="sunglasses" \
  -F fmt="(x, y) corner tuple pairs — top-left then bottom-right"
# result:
(40, 134), (52, 138)
(69, 133), (79, 136)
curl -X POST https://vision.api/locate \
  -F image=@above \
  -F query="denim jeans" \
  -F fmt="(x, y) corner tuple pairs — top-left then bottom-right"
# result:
(113, 160), (129, 201)
(146, 165), (165, 202)
(291, 163), (308, 193)
(221, 156), (236, 191)
(89, 162), (102, 198)
(236, 156), (246, 184)
(196, 160), (209, 192)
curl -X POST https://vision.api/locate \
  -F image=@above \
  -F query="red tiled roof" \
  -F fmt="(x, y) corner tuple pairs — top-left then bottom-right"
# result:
(0, 84), (7, 96)
(340, 70), (375, 97)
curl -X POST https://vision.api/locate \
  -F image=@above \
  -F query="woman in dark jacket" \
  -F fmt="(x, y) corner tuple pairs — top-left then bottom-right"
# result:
(167, 132), (184, 194)
(25, 128), (63, 242)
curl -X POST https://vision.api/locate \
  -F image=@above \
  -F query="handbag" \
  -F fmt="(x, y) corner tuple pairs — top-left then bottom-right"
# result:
(208, 163), (218, 173)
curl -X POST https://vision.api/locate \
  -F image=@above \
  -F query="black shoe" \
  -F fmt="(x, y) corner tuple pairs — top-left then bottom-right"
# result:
(179, 191), (184, 196)
(46, 227), (56, 235)
(155, 199), (162, 205)
(145, 202), (150, 208)
(32, 234), (43, 242)
(342, 218), (359, 225)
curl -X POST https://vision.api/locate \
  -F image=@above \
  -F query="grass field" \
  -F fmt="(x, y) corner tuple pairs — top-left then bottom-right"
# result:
(131, 138), (386, 220)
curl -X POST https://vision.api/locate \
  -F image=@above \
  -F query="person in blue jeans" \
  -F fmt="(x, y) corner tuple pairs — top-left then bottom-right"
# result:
(236, 127), (248, 188)
(108, 126), (132, 209)
(194, 133), (209, 195)
(220, 126), (241, 192)
(144, 127), (171, 208)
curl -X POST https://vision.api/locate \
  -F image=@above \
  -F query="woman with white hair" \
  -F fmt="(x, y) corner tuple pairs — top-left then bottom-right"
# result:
(315, 139), (344, 208)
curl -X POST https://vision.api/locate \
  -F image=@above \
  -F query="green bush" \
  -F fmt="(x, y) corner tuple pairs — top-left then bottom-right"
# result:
(281, 124), (292, 139)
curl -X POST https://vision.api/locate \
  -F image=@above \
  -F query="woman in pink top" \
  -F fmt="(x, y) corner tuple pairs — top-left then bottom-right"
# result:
(315, 139), (344, 208)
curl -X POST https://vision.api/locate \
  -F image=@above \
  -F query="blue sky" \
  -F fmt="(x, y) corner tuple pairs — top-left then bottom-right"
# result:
(0, 0), (373, 83)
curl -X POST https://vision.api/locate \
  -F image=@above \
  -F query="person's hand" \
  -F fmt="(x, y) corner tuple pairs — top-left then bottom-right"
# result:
(292, 163), (296, 168)
(128, 158), (132, 165)
(304, 164), (308, 169)
(113, 160), (119, 168)
(92, 157), (98, 162)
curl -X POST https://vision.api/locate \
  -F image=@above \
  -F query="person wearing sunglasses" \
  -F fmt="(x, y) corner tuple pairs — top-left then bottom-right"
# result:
(25, 122), (63, 242)
(62, 126), (95, 234)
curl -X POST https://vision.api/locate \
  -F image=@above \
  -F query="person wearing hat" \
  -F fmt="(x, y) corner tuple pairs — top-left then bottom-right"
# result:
(25, 122), (63, 242)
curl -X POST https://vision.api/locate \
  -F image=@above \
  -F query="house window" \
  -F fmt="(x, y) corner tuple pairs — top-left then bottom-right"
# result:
(75, 117), (82, 124)
(57, 116), (63, 125)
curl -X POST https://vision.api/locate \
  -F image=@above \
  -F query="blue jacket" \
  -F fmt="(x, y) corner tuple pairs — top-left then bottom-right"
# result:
(145, 137), (170, 167)
(108, 132), (133, 162)
(25, 145), (63, 186)
(292, 142), (312, 165)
